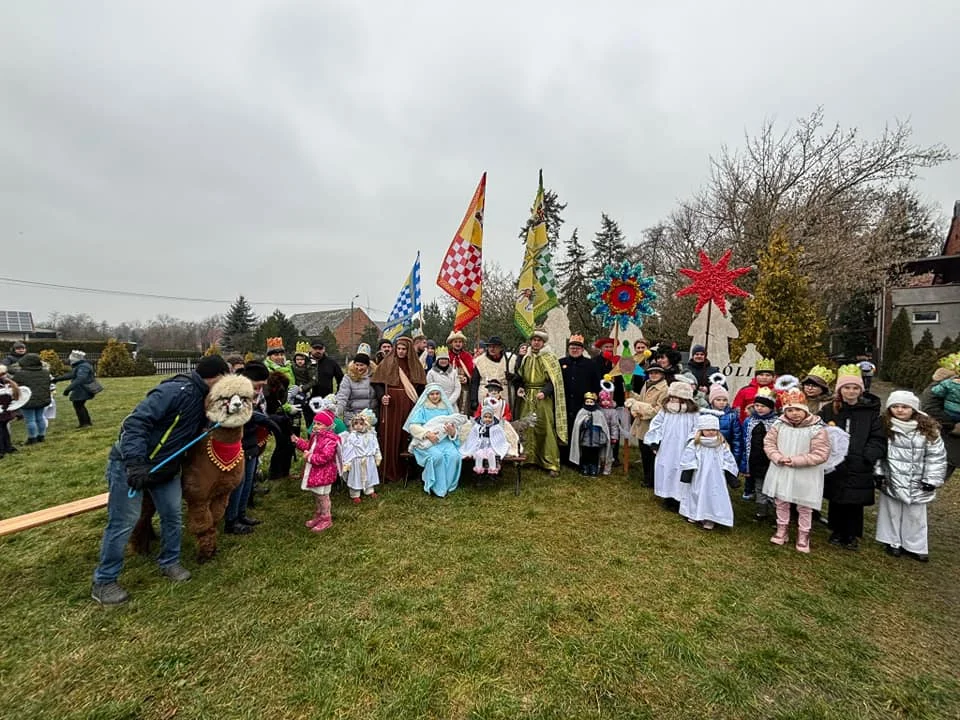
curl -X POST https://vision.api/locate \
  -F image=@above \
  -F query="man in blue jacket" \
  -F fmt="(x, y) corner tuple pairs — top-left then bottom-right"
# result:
(91, 355), (230, 606)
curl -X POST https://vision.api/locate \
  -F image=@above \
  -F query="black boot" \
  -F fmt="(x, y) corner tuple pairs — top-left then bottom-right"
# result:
(224, 522), (253, 535)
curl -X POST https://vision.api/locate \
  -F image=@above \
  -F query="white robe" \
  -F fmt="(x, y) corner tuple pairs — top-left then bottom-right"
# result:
(644, 410), (698, 501)
(460, 420), (510, 458)
(679, 439), (739, 527)
(339, 430), (381, 491)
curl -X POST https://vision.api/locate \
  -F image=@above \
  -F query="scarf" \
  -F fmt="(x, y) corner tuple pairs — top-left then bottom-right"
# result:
(698, 435), (723, 448)
(890, 417), (918, 434)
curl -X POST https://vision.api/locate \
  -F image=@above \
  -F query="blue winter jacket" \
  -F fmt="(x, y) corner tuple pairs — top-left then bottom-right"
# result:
(110, 372), (211, 471)
(717, 406), (744, 467)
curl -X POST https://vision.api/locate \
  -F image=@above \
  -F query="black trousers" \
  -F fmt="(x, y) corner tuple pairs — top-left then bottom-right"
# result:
(73, 400), (92, 427)
(0, 422), (12, 453)
(639, 443), (656, 487)
(580, 446), (600, 469)
(828, 501), (865, 540)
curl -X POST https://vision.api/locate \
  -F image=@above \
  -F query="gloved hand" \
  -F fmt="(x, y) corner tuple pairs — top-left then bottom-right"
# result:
(921, 483), (936, 492)
(679, 469), (694, 484)
(126, 462), (151, 491)
(725, 471), (741, 489)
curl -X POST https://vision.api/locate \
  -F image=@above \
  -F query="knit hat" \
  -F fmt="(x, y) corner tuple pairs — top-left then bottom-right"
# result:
(12, 341), (26, 351)
(697, 414), (720, 431)
(667, 381), (694, 400)
(435, 345), (450, 360)
(801, 365), (835, 392)
(780, 388), (810, 412)
(196, 355), (230, 379)
(239, 360), (270, 381)
(677, 372), (699, 387)
(708, 384), (729, 403)
(646, 365), (665, 376)
(68, 349), (86, 363)
(753, 387), (776, 410)
(313, 409), (336, 428)
(886, 390), (920, 412)
(835, 364), (864, 391)
(691, 344), (706, 355)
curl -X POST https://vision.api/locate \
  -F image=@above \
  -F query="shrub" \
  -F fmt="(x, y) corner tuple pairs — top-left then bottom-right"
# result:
(132, 353), (157, 376)
(881, 308), (913, 381)
(204, 343), (222, 357)
(915, 328), (935, 353)
(892, 349), (939, 392)
(98, 339), (136, 377)
(39, 349), (66, 376)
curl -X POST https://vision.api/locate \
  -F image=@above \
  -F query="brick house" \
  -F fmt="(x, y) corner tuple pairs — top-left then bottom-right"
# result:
(289, 308), (378, 352)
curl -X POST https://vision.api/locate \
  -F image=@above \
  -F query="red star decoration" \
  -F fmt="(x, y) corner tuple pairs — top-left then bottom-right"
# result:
(675, 249), (751, 315)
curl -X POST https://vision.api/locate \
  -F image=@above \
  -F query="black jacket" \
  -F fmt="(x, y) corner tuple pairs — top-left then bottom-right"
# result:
(686, 359), (720, 390)
(560, 355), (601, 422)
(10, 354), (52, 409)
(310, 356), (344, 399)
(819, 394), (886, 506)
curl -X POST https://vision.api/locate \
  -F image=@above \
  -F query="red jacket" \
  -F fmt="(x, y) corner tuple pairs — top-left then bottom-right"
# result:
(450, 349), (475, 377)
(732, 377), (779, 422)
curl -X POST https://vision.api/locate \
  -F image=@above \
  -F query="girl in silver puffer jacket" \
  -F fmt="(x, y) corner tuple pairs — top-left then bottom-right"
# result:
(876, 390), (948, 562)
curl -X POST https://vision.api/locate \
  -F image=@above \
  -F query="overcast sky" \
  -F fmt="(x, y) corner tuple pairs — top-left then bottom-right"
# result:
(2, 1), (958, 328)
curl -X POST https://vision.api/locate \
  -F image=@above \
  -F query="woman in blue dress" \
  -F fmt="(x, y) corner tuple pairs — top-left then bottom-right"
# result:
(404, 383), (465, 497)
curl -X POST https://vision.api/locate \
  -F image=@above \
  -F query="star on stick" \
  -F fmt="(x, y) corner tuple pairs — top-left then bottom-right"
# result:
(675, 249), (751, 315)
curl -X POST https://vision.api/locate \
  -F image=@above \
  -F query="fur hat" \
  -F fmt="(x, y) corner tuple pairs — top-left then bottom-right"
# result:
(531, 329), (549, 342)
(886, 390), (920, 412)
(708, 384), (729, 403)
(435, 345), (450, 360)
(697, 414), (720, 431)
(933, 367), (957, 382)
(446, 330), (467, 343)
(196, 355), (230, 379)
(780, 388), (810, 412)
(667, 381), (694, 400)
(753, 387), (776, 410)
(68, 349), (86, 363)
(313, 409), (336, 428)
(835, 364), (864, 391)
(485, 378), (504, 392)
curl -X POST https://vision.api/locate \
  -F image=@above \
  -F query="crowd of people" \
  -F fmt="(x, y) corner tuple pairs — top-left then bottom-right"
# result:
(4, 333), (954, 607)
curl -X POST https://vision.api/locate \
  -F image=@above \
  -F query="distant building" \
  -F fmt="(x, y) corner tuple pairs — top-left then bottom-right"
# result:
(878, 200), (960, 353)
(0, 311), (58, 342)
(289, 307), (378, 351)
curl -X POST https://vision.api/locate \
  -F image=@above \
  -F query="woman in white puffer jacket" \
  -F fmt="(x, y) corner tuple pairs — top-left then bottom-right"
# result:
(876, 390), (948, 562)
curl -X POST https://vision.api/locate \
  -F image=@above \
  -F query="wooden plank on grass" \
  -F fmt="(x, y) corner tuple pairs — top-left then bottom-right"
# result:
(0, 493), (109, 537)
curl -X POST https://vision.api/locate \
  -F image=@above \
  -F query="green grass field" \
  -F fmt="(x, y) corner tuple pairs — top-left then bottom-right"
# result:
(1, 376), (958, 719)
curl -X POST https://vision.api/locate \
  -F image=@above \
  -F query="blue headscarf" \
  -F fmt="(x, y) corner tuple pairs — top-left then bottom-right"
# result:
(402, 383), (458, 433)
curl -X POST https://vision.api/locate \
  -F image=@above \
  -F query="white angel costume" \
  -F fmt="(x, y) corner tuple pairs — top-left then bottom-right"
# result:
(461, 414), (510, 474)
(340, 412), (382, 498)
(644, 409), (699, 501)
(679, 436), (740, 527)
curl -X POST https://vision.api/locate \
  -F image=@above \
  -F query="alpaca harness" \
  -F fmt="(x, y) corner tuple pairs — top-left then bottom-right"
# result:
(207, 437), (244, 472)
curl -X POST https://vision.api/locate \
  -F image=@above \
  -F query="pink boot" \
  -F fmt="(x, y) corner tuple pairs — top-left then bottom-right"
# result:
(305, 497), (324, 528)
(770, 499), (790, 545)
(311, 496), (333, 533)
(796, 506), (812, 553)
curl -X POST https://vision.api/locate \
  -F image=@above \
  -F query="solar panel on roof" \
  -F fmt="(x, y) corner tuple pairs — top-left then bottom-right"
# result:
(0, 311), (35, 333)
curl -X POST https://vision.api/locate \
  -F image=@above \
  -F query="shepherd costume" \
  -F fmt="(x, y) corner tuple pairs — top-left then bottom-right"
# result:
(469, 336), (510, 413)
(371, 336), (426, 482)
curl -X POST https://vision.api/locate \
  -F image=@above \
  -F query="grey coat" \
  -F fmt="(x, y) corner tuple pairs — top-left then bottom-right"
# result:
(879, 423), (948, 505)
(335, 366), (378, 422)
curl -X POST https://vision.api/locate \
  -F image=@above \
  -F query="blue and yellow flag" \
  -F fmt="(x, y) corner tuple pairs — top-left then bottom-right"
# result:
(383, 252), (422, 341)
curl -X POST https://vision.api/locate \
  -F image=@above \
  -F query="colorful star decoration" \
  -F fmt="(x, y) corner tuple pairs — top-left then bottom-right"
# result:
(588, 261), (658, 332)
(675, 249), (751, 315)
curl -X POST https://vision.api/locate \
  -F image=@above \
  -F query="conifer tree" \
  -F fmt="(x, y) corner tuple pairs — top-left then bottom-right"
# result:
(223, 295), (258, 353)
(517, 188), (567, 253)
(97, 339), (136, 377)
(939, 335), (956, 353)
(254, 309), (298, 356)
(914, 328), (935, 353)
(735, 231), (827, 376)
(589, 213), (628, 279)
(556, 228), (599, 336)
(881, 308), (913, 380)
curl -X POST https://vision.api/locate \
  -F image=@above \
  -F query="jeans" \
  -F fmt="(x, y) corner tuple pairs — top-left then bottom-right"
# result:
(22, 407), (47, 439)
(93, 457), (183, 584)
(225, 455), (258, 525)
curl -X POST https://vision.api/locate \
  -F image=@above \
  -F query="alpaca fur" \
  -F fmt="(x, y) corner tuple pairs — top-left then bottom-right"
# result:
(131, 375), (255, 562)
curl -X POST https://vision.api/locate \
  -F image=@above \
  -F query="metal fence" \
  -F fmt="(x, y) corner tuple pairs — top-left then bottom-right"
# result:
(150, 358), (199, 375)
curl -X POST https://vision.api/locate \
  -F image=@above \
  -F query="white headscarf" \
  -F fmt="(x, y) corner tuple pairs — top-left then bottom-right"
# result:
(402, 382), (458, 433)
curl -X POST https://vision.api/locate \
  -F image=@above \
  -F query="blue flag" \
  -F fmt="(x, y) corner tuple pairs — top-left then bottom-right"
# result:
(383, 252), (422, 341)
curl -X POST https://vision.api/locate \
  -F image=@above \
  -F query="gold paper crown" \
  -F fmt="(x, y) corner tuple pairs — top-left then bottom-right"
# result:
(295, 341), (311, 355)
(805, 365), (836, 386)
(266, 337), (285, 351)
(755, 387), (776, 400)
(435, 345), (450, 359)
(569, 333), (585, 345)
(755, 358), (776, 373)
(837, 364), (862, 378)
(940, 352), (960, 373)
(584, 392), (598, 401)
(781, 388), (808, 408)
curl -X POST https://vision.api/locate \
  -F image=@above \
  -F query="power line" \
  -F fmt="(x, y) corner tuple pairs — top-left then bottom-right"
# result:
(0, 276), (391, 315)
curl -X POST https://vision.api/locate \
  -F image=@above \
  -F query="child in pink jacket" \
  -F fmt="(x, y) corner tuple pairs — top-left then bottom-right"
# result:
(292, 408), (342, 533)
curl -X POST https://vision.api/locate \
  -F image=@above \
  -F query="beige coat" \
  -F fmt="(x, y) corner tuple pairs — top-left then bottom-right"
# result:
(624, 378), (669, 443)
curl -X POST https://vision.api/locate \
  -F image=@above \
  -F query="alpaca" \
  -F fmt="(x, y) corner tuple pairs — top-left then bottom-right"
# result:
(131, 374), (254, 562)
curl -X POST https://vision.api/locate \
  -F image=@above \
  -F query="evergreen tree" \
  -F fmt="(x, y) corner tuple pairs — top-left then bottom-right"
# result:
(315, 327), (339, 358)
(939, 335), (956, 353)
(556, 228), (600, 336)
(132, 353), (157, 376)
(254, 309), (299, 356)
(39, 349), (66, 376)
(421, 300), (457, 344)
(223, 295), (258, 353)
(589, 213), (628, 280)
(518, 188), (567, 253)
(881, 308), (913, 381)
(734, 231), (827, 376)
(358, 324), (382, 350)
(97, 339), (136, 377)
(914, 328), (935, 353)
(834, 291), (876, 358)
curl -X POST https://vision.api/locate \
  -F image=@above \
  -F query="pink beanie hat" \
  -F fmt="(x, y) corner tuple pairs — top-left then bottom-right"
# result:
(708, 384), (729, 403)
(835, 364), (864, 391)
(314, 409), (336, 428)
